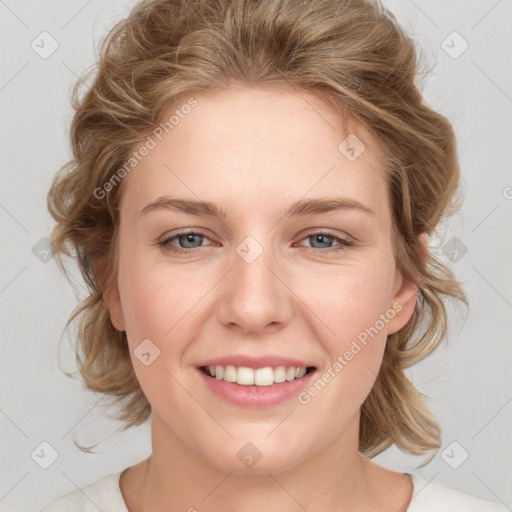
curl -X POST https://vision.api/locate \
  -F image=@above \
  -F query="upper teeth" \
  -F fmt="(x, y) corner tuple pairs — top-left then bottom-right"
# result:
(207, 365), (308, 386)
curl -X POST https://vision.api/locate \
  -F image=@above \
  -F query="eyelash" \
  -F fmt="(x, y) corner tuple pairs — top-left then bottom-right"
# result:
(158, 229), (354, 255)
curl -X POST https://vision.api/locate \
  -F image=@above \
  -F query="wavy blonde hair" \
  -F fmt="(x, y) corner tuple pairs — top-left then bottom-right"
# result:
(48, 0), (467, 461)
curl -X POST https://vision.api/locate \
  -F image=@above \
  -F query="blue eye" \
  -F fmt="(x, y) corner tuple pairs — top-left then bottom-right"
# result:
(158, 230), (211, 254)
(298, 232), (353, 253)
(158, 230), (353, 255)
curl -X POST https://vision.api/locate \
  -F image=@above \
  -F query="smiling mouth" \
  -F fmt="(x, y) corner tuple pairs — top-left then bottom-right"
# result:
(199, 365), (316, 386)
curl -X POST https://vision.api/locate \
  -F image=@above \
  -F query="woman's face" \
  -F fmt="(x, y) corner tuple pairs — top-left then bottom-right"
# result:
(107, 85), (419, 474)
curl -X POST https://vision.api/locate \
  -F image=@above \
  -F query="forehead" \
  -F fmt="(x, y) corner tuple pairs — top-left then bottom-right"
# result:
(119, 85), (391, 224)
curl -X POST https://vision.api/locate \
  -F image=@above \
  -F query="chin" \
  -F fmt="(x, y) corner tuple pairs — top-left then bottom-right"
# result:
(201, 436), (308, 476)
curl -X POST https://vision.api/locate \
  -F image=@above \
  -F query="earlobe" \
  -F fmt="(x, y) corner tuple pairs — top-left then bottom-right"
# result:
(104, 283), (126, 332)
(94, 260), (125, 332)
(386, 273), (419, 336)
(386, 233), (428, 336)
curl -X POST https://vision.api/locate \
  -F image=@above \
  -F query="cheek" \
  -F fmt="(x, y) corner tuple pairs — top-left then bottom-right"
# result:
(119, 273), (167, 341)
(116, 254), (196, 407)
(115, 234), (172, 348)
(116, 246), (215, 355)
(302, 257), (397, 349)
(298, 257), (396, 401)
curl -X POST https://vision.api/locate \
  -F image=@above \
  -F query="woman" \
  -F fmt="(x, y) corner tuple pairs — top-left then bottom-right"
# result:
(40, 0), (508, 510)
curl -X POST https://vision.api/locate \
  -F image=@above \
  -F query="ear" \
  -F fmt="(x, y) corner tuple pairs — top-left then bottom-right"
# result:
(386, 233), (428, 336)
(94, 260), (125, 332)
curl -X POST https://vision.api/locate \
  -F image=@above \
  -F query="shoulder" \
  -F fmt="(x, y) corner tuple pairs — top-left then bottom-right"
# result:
(408, 473), (509, 512)
(39, 471), (127, 512)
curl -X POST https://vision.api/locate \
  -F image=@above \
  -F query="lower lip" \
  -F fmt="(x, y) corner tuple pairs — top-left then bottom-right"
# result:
(197, 368), (316, 408)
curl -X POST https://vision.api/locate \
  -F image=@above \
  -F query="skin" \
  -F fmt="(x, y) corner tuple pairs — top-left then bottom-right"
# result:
(106, 84), (425, 512)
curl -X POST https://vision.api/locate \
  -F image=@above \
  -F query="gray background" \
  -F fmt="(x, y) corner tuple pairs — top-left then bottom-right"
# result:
(0, 0), (511, 510)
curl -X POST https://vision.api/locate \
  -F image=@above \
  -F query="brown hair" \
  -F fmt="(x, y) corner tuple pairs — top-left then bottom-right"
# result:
(48, 0), (468, 462)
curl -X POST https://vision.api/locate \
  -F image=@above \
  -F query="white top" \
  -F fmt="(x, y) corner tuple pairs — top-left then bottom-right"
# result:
(39, 471), (509, 512)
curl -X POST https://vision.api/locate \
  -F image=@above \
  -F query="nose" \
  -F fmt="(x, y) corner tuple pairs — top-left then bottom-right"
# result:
(216, 237), (293, 336)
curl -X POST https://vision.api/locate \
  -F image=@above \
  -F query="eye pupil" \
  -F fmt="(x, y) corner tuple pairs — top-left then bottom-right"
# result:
(179, 233), (203, 248)
(311, 234), (333, 248)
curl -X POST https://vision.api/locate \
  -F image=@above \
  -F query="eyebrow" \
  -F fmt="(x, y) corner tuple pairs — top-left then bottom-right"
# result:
(140, 196), (375, 219)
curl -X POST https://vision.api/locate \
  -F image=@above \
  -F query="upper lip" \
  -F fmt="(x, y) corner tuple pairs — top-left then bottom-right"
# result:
(197, 355), (315, 369)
